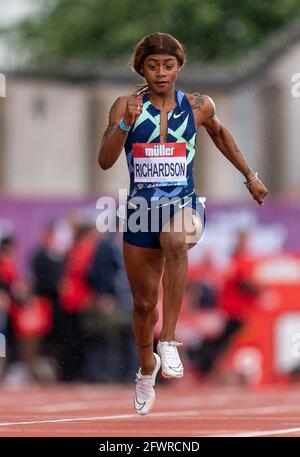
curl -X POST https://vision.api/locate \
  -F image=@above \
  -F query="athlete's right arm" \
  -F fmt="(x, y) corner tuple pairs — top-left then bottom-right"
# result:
(98, 94), (143, 170)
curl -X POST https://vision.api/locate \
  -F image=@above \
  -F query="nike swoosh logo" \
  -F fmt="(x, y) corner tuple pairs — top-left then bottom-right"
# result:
(168, 364), (183, 372)
(134, 396), (146, 410)
(173, 111), (185, 119)
(178, 199), (191, 209)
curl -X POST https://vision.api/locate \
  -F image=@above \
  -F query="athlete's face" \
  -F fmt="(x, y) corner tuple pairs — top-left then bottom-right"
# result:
(142, 55), (180, 94)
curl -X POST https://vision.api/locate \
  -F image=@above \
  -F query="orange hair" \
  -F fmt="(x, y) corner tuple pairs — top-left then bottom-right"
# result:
(130, 32), (186, 77)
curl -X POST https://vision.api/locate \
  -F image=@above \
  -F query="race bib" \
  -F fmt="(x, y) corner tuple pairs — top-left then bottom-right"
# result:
(132, 142), (187, 187)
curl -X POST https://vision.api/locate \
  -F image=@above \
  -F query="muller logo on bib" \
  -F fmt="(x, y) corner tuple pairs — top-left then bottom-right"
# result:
(145, 144), (175, 157)
(133, 142), (187, 187)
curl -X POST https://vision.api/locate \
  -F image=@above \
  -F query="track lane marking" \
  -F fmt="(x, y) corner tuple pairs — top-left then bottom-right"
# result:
(0, 410), (199, 427)
(212, 427), (300, 437)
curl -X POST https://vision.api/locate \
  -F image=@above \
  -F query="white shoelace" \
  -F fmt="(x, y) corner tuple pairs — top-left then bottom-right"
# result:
(159, 341), (183, 365)
(135, 372), (154, 399)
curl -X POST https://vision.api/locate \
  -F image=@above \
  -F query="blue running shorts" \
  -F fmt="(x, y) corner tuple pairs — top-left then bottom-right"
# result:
(123, 192), (206, 249)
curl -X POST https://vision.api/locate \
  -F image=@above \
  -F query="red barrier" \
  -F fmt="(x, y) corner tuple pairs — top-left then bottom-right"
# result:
(223, 254), (300, 385)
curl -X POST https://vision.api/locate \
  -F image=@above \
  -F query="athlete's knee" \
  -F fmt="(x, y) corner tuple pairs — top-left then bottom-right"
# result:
(133, 294), (157, 317)
(162, 236), (188, 261)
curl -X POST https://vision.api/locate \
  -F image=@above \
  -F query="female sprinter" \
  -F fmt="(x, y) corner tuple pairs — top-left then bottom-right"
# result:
(98, 32), (268, 415)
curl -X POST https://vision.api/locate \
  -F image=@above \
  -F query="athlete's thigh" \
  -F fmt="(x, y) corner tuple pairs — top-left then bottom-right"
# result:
(123, 240), (165, 299)
(160, 207), (204, 249)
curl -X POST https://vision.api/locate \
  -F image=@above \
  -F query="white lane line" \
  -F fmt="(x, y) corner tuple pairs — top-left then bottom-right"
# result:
(17, 400), (130, 413)
(212, 427), (300, 437)
(0, 410), (199, 427)
(203, 404), (300, 415)
(2, 402), (298, 429)
(14, 395), (236, 413)
(0, 415), (136, 427)
(171, 404), (300, 416)
(4, 400), (300, 416)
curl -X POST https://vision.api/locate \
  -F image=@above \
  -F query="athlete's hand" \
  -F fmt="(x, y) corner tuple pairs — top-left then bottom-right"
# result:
(246, 177), (268, 206)
(123, 94), (143, 125)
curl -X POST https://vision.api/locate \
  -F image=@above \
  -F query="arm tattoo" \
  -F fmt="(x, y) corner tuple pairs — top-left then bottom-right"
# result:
(103, 122), (118, 140)
(191, 93), (206, 111)
(102, 96), (122, 140)
(110, 97), (121, 115)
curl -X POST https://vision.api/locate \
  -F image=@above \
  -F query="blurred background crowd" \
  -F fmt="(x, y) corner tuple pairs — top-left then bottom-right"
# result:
(1, 206), (299, 387)
(0, 212), (260, 385)
(0, 216), (137, 385)
(1, 0), (300, 387)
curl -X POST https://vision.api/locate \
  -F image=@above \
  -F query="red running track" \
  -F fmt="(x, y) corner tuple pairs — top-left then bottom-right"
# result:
(0, 381), (300, 437)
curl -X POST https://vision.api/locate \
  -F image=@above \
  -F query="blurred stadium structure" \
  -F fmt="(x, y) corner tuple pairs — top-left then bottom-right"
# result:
(1, 3), (300, 389)
(1, 17), (300, 198)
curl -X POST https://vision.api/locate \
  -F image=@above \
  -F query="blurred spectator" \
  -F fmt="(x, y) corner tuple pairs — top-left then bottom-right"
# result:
(0, 236), (20, 296)
(9, 284), (54, 384)
(188, 250), (223, 309)
(0, 235), (22, 378)
(87, 232), (131, 310)
(83, 232), (137, 383)
(0, 289), (10, 335)
(87, 233), (123, 297)
(0, 289), (10, 379)
(81, 293), (132, 382)
(187, 231), (262, 378)
(31, 223), (65, 303)
(58, 223), (97, 381)
(221, 231), (261, 321)
(31, 222), (65, 378)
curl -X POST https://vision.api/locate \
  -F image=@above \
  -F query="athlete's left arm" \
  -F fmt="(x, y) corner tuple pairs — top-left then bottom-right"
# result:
(195, 94), (268, 206)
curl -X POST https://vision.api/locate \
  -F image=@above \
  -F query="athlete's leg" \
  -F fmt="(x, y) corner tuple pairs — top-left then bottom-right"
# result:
(159, 207), (203, 341)
(123, 241), (165, 375)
